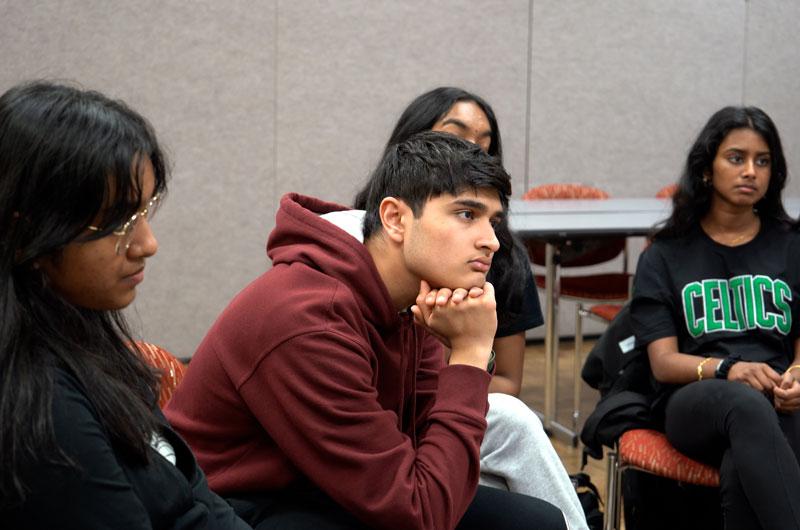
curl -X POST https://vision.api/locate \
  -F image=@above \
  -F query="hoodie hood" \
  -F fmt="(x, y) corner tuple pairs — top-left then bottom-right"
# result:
(267, 193), (399, 330)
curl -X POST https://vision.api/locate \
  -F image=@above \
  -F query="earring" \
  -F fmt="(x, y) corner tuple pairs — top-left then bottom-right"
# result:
(32, 261), (40, 270)
(702, 175), (711, 186)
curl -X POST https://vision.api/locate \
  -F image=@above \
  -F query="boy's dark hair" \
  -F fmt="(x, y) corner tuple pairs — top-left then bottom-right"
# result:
(361, 131), (511, 240)
(355, 89), (527, 322)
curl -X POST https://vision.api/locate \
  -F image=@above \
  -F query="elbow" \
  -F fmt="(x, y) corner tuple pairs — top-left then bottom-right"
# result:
(488, 375), (521, 396)
(647, 350), (672, 383)
(650, 363), (670, 383)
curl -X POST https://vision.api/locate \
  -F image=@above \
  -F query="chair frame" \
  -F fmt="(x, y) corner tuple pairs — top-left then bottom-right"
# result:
(603, 429), (720, 530)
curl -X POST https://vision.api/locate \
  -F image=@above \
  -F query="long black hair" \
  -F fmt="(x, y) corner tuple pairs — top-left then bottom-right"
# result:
(354, 87), (527, 320)
(0, 81), (169, 504)
(655, 106), (793, 239)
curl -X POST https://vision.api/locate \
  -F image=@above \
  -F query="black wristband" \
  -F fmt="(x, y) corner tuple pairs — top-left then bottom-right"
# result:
(715, 356), (739, 380)
(486, 349), (496, 373)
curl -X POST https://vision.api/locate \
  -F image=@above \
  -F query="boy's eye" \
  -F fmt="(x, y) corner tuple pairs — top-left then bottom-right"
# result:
(456, 210), (474, 220)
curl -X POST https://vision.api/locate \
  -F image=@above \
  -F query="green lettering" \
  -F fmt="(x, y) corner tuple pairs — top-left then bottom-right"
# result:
(742, 276), (756, 329)
(682, 283), (704, 337)
(773, 279), (792, 334)
(729, 276), (748, 330)
(754, 276), (775, 329)
(704, 280), (723, 332)
(718, 280), (740, 331)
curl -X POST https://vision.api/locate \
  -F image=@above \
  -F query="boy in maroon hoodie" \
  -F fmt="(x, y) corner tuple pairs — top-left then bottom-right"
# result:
(166, 132), (566, 530)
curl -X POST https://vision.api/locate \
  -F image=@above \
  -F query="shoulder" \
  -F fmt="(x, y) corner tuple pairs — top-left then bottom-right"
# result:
(495, 273), (543, 336)
(221, 263), (362, 329)
(200, 265), (374, 370)
(764, 220), (800, 246)
(640, 231), (703, 265)
(48, 367), (108, 452)
(50, 367), (95, 417)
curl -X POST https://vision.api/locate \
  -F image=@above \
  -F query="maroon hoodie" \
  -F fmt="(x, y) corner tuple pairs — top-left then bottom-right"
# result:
(166, 193), (491, 530)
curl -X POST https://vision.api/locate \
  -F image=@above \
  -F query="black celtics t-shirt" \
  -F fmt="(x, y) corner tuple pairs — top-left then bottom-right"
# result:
(631, 220), (800, 373)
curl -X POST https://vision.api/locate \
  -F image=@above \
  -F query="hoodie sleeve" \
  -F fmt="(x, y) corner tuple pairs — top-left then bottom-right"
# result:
(413, 333), (447, 431)
(237, 329), (490, 530)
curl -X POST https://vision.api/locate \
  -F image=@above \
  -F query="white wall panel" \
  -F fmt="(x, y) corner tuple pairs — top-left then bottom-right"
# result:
(275, 0), (531, 204)
(529, 1), (745, 197)
(1, 1), (277, 357)
(745, 0), (800, 196)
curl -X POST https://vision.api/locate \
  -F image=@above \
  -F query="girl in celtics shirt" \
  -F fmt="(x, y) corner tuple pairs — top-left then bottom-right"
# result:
(631, 106), (800, 529)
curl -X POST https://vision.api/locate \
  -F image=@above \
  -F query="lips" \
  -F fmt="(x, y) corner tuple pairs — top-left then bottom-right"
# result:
(469, 258), (492, 273)
(124, 268), (145, 285)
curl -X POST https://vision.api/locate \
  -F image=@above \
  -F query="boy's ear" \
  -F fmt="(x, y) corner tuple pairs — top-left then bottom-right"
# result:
(379, 197), (410, 244)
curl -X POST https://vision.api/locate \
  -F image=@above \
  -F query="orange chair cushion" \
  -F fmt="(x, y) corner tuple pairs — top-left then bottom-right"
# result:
(522, 183), (609, 200)
(136, 341), (187, 409)
(589, 303), (623, 322)
(619, 429), (720, 487)
(655, 183), (678, 199)
(534, 273), (631, 301)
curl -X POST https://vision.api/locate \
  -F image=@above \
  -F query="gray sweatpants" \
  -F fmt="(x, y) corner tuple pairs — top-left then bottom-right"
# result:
(479, 393), (589, 530)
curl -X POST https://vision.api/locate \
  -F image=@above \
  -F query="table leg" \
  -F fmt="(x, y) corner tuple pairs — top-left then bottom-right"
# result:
(543, 243), (579, 444)
(543, 242), (558, 430)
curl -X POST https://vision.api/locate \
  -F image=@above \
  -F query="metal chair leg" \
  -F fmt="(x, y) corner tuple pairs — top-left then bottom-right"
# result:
(605, 449), (622, 530)
(573, 303), (586, 444)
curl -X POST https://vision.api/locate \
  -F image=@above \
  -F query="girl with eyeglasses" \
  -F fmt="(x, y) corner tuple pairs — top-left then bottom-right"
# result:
(0, 81), (250, 530)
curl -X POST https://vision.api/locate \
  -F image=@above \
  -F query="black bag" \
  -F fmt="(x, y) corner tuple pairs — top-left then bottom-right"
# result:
(579, 303), (722, 530)
(579, 302), (657, 459)
(570, 472), (603, 530)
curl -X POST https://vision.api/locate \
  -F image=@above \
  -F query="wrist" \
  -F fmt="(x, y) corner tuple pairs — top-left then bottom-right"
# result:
(715, 355), (740, 380)
(486, 349), (496, 373)
(448, 344), (493, 370)
(697, 357), (713, 381)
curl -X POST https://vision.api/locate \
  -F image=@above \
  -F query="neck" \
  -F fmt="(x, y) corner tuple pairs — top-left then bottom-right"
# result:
(702, 199), (759, 232)
(364, 235), (418, 311)
(700, 200), (761, 245)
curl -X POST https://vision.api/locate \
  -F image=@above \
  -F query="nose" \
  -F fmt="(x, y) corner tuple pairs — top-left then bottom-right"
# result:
(127, 218), (158, 258)
(742, 158), (757, 178)
(479, 221), (500, 254)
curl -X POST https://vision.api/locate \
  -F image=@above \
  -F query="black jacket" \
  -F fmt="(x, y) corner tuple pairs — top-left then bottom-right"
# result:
(5, 367), (251, 530)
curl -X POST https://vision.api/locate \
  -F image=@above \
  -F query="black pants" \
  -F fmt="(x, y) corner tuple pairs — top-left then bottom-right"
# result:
(228, 484), (566, 530)
(665, 380), (800, 530)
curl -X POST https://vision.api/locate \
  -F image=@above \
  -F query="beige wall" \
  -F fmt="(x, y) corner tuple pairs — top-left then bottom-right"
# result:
(2, 0), (798, 356)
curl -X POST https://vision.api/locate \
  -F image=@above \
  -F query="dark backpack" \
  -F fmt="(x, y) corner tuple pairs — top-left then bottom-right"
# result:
(570, 472), (603, 530)
(579, 302), (657, 460)
(580, 303), (723, 530)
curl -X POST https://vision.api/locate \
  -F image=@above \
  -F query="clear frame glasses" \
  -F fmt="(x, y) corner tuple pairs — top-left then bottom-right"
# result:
(88, 194), (160, 254)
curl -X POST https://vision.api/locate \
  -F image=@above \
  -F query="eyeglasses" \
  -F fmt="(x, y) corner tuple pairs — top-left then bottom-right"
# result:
(88, 194), (160, 254)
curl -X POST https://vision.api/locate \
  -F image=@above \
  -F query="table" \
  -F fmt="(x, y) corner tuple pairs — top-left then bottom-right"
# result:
(508, 198), (672, 443)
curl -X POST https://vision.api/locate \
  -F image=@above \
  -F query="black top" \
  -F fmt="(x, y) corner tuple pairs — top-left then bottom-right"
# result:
(494, 245), (544, 338)
(4, 367), (251, 530)
(631, 221), (800, 373)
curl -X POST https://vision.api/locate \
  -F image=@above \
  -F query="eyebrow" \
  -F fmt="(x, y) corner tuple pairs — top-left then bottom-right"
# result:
(723, 147), (771, 156)
(452, 198), (506, 220)
(440, 118), (492, 138)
